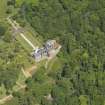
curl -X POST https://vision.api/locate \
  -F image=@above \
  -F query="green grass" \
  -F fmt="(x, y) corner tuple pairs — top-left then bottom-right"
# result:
(16, 0), (39, 6)
(0, 84), (6, 99)
(0, 0), (7, 20)
(16, 34), (33, 52)
(47, 57), (62, 74)
(24, 31), (40, 47)
(24, 24), (44, 47)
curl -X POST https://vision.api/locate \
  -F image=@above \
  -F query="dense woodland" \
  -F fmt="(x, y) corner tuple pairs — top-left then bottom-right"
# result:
(1, 0), (105, 105)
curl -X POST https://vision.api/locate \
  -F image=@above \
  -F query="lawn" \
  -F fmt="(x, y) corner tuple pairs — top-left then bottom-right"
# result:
(16, 34), (33, 52)
(15, 22), (43, 53)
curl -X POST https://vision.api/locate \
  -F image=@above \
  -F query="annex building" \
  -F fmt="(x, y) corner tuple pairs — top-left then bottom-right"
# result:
(32, 40), (61, 62)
